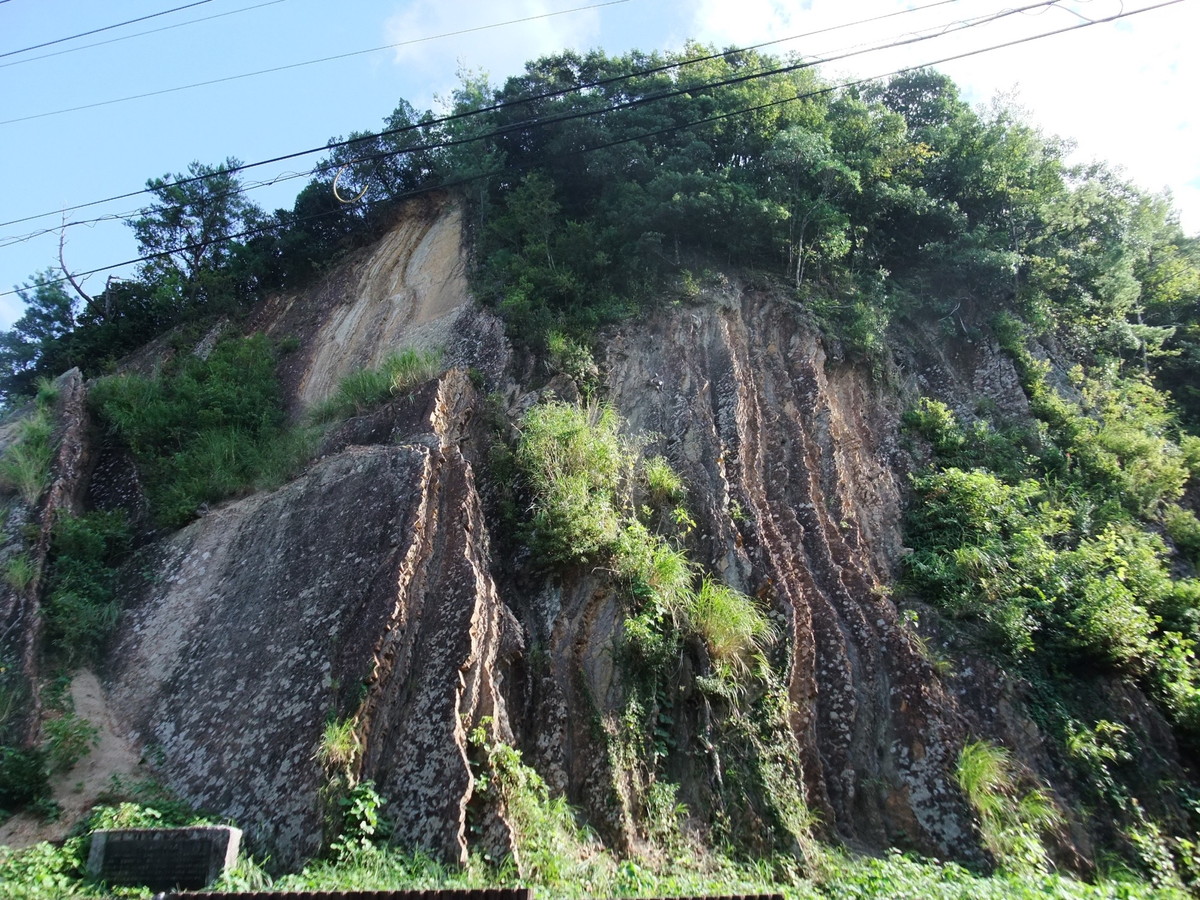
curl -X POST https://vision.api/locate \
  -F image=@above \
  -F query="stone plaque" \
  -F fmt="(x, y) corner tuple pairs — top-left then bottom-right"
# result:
(86, 825), (241, 891)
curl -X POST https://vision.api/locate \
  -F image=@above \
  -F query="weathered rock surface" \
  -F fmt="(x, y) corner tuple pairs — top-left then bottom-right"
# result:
(3, 195), (1183, 868)
(599, 289), (976, 856)
(249, 193), (509, 413)
(107, 371), (514, 866)
(0, 368), (93, 746)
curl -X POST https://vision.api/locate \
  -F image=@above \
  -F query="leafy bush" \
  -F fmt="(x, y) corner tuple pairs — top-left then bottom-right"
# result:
(90, 334), (310, 527)
(905, 468), (1052, 655)
(1164, 503), (1200, 566)
(42, 511), (132, 663)
(0, 838), (94, 900)
(42, 710), (99, 774)
(468, 723), (608, 885)
(904, 397), (966, 455)
(614, 521), (693, 613)
(515, 401), (631, 566)
(545, 331), (599, 394)
(329, 781), (390, 862)
(40, 679), (99, 774)
(0, 745), (50, 814)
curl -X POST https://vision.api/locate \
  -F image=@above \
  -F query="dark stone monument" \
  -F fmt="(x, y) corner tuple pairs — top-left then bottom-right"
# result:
(86, 825), (241, 891)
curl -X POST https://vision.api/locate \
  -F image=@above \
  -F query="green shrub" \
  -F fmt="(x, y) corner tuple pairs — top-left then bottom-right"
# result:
(613, 520), (694, 616)
(42, 709), (99, 774)
(1164, 504), (1200, 565)
(1052, 525), (1162, 672)
(42, 511), (131, 663)
(545, 331), (599, 393)
(469, 724), (597, 884)
(329, 780), (390, 862)
(91, 334), (311, 527)
(0, 745), (50, 813)
(1181, 434), (1200, 480)
(515, 401), (632, 566)
(905, 468), (1052, 655)
(0, 838), (92, 899)
(903, 397), (966, 456)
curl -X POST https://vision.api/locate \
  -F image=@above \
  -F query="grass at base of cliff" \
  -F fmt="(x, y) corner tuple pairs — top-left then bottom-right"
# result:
(2, 837), (1189, 898)
(268, 845), (1190, 900)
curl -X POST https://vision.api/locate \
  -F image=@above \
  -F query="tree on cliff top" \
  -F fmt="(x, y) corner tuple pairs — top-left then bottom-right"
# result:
(129, 157), (263, 308)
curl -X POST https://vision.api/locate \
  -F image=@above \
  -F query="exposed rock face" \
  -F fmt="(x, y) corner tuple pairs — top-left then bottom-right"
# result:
(600, 290), (976, 856)
(107, 372), (514, 866)
(249, 194), (509, 412)
(0, 368), (93, 746)
(5, 194), (1178, 868)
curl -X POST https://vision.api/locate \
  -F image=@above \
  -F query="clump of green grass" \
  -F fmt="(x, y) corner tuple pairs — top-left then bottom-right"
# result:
(312, 348), (443, 423)
(688, 576), (776, 679)
(643, 455), (685, 506)
(613, 520), (695, 617)
(315, 717), (362, 779)
(3, 552), (36, 592)
(956, 739), (1063, 874)
(0, 410), (54, 506)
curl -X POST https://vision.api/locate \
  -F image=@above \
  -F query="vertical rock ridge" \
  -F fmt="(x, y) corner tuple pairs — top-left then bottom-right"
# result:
(603, 289), (976, 856)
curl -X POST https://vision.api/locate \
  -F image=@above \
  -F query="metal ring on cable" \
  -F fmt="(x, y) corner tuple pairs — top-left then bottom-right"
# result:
(332, 165), (369, 204)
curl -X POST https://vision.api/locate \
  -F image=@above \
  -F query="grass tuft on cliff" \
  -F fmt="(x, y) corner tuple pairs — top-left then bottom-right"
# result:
(311, 347), (444, 424)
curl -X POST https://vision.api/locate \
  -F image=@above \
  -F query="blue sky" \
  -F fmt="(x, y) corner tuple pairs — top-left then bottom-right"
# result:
(1, 0), (1196, 328)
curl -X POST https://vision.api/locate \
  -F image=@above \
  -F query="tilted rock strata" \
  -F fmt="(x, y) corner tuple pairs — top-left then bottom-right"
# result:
(106, 373), (515, 866)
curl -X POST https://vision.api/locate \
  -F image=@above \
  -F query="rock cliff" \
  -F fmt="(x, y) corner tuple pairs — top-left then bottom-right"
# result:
(3, 194), (1190, 870)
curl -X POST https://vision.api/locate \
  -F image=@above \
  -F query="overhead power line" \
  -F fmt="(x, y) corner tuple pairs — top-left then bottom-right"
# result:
(0, 0), (295, 70)
(0, 0), (634, 126)
(0, 0), (214, 60)
(0, 0), (1182, 301)
(0, 0), (971, 232)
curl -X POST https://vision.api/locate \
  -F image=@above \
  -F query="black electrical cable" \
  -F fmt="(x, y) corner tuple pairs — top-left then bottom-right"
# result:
(0, 0), (214, 60)
(0, 0), (295, 71)
(0, 0), (634, 126)
(2, 0), (1181, 301)
(0, 0), (981, 231)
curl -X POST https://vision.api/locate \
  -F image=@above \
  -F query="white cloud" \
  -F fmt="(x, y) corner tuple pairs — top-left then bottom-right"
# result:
(383, 0), (605, 107)
(685, 0), (1200, 232)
